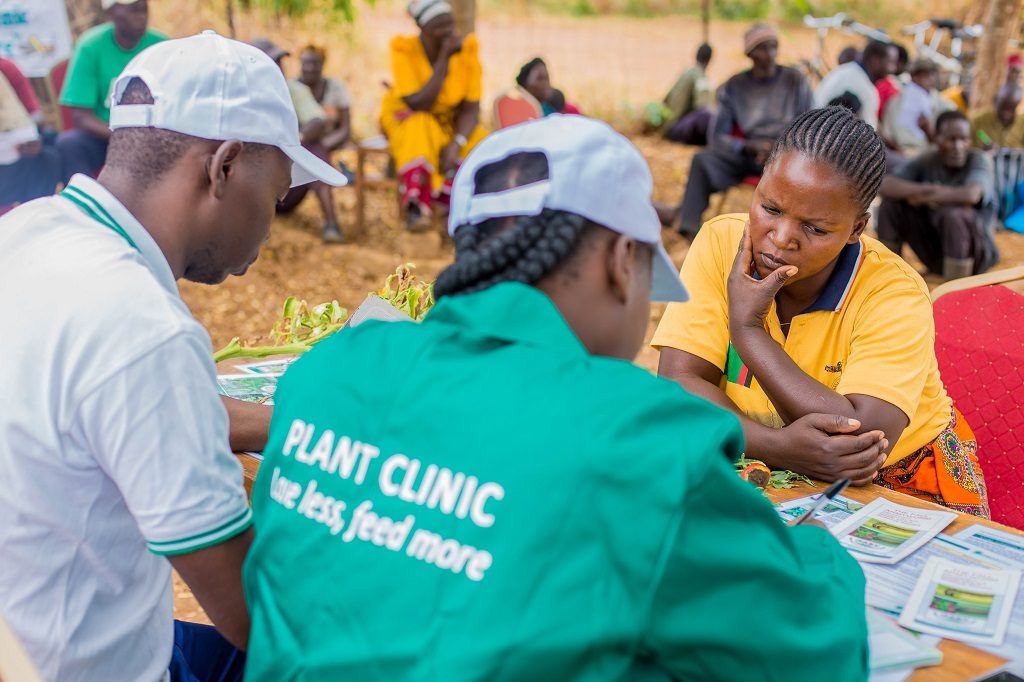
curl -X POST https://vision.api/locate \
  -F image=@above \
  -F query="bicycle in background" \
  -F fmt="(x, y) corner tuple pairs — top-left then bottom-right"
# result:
(901, 18), (982, 86)
(801, 13), (891, 83)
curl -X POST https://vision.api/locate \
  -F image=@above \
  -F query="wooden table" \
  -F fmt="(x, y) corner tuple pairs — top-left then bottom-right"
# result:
(770, 482), (1017, 681)
(238, 452), (261, 496)
(235, 425), (1015, 680)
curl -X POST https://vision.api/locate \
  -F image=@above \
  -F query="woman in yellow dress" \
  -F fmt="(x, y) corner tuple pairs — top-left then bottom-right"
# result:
(381, 0), (487, 229)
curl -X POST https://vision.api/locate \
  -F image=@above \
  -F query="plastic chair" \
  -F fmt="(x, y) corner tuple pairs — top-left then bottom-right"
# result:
(492, 87), (542, 130)
(48, 59), (75, 132)
(712, 174), (761, 215)
(932, 266), (1024, 529)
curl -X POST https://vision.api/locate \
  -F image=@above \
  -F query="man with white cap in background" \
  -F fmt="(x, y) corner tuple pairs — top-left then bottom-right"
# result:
(241, 115), (868, 681)
(57, 0), (167, 182)
(0, 32), (345, 682)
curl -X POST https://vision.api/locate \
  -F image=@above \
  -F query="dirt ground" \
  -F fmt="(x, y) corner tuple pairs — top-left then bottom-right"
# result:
(166, 2), (1024, 624)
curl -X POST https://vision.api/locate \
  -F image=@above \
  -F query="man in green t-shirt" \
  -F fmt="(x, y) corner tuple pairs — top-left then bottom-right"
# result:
(243, 116), (872, 681)
(56, 0), (167, 182)
(660, 42), (713, 144)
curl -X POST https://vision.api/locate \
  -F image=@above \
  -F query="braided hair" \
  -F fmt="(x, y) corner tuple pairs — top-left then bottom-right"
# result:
(765, 105), (886, 213)
(434, 152), (597, 299)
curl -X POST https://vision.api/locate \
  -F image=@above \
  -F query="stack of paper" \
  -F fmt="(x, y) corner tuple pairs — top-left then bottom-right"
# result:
(344, 294), (414, 328)
(775, 493), (863, 528)
(216, 373), (281, 405)
(236, 358), (297, 375)
(898, 557), (1021, 647)
(955, 525), (1024, 566)
(831, 499), (957, 564)
(868, 607), (943, 673)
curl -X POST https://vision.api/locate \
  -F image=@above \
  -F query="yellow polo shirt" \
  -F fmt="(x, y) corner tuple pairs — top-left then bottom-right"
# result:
(651, 214), (952, 466)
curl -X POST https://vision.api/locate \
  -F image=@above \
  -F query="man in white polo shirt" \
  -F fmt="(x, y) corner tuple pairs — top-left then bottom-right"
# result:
(0, 32), (345, 682)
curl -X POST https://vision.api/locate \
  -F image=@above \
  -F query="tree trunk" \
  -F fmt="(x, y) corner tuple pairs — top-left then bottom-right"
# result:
(451, 0), (475, 37)
(64, 0), (104, 38)
(964, 2), (986, 27)
(971, 0), (1023, 115)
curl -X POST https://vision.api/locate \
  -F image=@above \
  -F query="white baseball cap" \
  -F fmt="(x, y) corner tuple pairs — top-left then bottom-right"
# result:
(101, 0), (138, 8)
(449, 115), (688, 302)
(108, 31), (346, 188)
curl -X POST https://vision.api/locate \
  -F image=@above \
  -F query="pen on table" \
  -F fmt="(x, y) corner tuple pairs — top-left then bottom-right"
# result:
(790, 478), (851, 526)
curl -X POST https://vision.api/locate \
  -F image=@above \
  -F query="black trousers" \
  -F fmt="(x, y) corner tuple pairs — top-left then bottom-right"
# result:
(679, 148), (763, 235)
(877, 198), (997, 275)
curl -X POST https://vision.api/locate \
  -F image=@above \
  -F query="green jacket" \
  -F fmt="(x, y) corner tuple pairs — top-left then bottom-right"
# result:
(243, 282), (868, 681)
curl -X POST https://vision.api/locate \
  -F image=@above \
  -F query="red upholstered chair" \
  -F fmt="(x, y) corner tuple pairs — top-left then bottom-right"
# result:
(48, 59), (75, 132)
(932, 267), (1024, 529)
(492, 87), (542, 130)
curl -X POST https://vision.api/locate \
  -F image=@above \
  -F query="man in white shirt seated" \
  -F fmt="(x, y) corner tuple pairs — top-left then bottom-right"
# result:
(0, 32), (344, 682)
(882, 58), (945, 156)
(815, 39), (898, 129)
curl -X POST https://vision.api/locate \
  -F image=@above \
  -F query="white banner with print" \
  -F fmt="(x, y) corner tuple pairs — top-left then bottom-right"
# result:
(0, 0), (73, 78)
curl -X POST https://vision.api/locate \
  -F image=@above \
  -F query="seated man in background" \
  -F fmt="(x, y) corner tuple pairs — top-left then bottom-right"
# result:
(242, 115), (869, 682)
(882, 58), (940, 157)
(296, 44), (355, 181)
(56, 0), (166, 181)
(663, 23), (813, 237)
(971, 84), (1024, 149)
(659, 42), (713, 145)
(254, 38), (344, 244)
(0, 60), (61, 207)
(815, 39), (897, 129)
(878, 110), (998, 279)
(877, 43), (908, 119)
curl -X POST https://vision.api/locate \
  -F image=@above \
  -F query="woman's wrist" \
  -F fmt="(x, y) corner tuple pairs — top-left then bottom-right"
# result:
(742, 418), (785, 468)
(729, 321), (768, 356)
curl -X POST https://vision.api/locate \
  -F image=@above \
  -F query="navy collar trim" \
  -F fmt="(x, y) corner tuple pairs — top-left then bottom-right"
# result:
(804, 239), (864, 313)
(751, 239), (863, 314)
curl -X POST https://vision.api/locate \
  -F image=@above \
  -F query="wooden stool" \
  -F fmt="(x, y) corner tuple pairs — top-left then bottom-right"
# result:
(354, 136), (451, 236)
(354, 135), (401, 235)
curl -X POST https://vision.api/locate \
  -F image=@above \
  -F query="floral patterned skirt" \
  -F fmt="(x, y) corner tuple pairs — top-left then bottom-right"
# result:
(876, 408), (990, 518)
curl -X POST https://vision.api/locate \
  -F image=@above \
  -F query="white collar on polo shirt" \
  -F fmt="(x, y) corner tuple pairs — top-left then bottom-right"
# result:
(63, 174), (178, 296)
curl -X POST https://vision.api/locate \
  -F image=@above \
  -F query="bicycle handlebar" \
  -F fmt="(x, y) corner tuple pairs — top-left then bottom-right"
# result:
(802, 14), (890, 42)
(930, 17), (962, 30)
(901, 18), (982, 38)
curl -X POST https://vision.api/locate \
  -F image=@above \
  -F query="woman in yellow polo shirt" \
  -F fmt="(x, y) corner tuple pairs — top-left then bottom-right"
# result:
(380, 0), (487, 230)
(653, 105), (989, 517)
